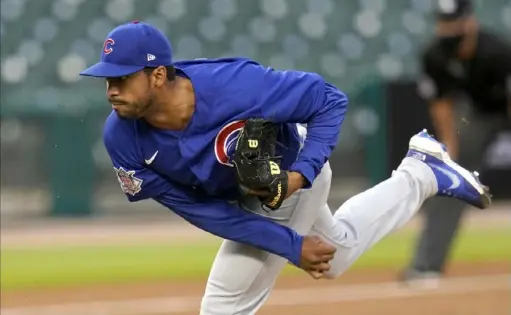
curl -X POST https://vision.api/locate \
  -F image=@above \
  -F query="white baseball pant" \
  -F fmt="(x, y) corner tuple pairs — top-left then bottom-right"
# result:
(200, 129), (437, 314)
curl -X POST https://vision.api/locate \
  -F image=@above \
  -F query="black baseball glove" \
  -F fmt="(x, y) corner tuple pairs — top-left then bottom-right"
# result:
(232, 118), (288, 210)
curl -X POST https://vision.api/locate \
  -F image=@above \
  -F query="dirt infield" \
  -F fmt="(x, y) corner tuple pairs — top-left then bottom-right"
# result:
(2, 261), (509, 315)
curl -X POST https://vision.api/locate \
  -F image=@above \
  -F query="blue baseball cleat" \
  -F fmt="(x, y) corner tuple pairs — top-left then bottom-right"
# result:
(406, 129), (492, 210)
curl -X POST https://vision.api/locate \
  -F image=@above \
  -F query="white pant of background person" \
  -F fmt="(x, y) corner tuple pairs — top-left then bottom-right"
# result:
(200, 126), (439, 315)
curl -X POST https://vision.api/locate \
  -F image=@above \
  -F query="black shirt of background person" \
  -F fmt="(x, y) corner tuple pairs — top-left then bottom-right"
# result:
(418, 30), (511, 116)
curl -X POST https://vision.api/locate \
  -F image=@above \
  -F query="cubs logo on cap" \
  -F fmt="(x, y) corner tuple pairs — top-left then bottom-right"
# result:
(103, 38), (115, 55)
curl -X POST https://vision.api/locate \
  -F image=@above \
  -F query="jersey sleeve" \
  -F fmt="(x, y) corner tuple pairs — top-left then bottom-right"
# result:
(103, 113), (169, 202)
(223, 60), (348, 187)
(417, 52), (458, 102)
(154, 191), (304, 266)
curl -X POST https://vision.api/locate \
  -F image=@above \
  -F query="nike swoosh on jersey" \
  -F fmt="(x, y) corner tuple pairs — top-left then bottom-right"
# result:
(430, 164), (461, 190)
(145, 151), (159, 165)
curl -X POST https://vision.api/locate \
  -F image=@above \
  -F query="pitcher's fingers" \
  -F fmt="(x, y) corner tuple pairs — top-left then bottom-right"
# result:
(307, 270), (324, 280)
(310, 262), (331, 272)
(319, 242), (337, 253)
(321, 252), (335, 261)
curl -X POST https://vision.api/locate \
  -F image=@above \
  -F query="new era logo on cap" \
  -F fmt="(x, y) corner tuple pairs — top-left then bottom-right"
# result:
(79, 21), (173, 78)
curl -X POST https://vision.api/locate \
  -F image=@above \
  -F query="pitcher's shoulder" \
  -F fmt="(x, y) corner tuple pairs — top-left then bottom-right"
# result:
(173, 57), (261, 71)
(174, 57), (263, 83)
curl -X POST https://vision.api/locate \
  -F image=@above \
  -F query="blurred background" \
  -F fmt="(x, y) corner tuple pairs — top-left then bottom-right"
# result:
(1, 1), (510, 315)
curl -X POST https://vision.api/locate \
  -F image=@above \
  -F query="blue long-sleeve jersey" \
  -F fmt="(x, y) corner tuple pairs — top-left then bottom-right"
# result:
(103, 57), (348, 266)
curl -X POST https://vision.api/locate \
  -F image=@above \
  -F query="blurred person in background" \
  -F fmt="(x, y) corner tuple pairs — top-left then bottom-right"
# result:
(402, 0), (511, 284)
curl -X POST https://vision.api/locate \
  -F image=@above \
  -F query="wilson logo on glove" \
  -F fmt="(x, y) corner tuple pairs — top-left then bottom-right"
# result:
(267, 182), (283, 208)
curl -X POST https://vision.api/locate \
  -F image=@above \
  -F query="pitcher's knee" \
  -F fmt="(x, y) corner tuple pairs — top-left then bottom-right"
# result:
(200, 295), (234, 315)
(201, 284), (271, 315)
(200, 282), (238, 315)
(320, 234), (360, 280)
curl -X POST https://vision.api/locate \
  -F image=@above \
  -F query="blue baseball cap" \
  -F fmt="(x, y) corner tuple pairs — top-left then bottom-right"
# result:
(80, 21), (173, 78)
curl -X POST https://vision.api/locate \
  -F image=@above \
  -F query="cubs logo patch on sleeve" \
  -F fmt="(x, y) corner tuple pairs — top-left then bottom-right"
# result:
(114, 167), (143, 196)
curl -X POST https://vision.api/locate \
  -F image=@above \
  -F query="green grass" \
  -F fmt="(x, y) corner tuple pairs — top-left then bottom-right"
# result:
(2, 227), (509, 291)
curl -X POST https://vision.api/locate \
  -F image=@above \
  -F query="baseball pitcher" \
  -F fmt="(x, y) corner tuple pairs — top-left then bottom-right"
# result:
(80, 21), (492, 315)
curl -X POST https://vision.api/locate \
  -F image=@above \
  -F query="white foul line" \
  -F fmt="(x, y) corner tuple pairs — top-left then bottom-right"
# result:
(2, 274), (509, 315)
